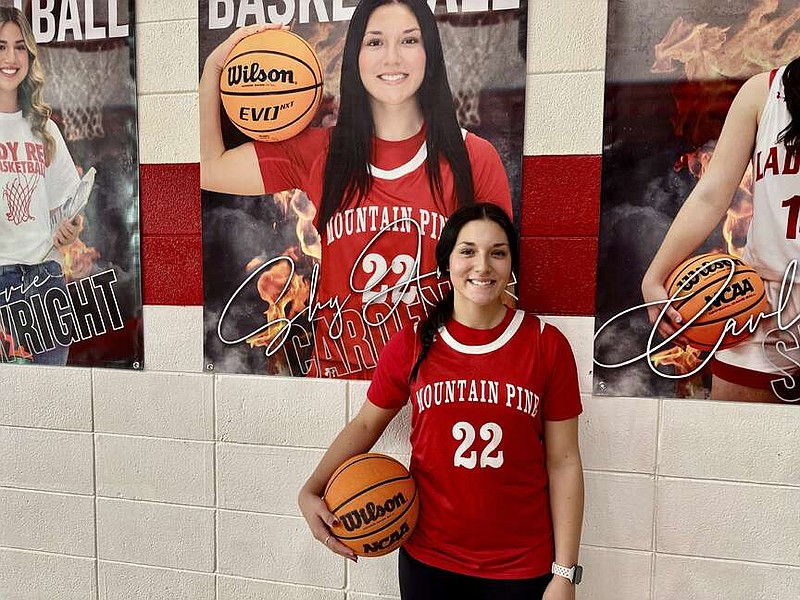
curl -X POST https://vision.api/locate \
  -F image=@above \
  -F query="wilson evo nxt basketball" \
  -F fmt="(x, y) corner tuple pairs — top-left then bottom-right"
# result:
(665, 252), (769, 351)
(220, 29), (323, 142)
(324, 453), (419, 557)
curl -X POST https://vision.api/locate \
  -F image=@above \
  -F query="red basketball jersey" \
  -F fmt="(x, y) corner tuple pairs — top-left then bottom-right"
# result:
(368, 308), (582, 579)
(743, 65), (800, 281)
(254, 126), (512, 379)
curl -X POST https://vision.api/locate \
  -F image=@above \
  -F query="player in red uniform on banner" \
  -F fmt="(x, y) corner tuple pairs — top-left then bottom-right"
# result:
(0, 7), (82, 365)
(642, 57), (800, 402)
(299, 203), (584, 600)
(200, 0), (512, 380)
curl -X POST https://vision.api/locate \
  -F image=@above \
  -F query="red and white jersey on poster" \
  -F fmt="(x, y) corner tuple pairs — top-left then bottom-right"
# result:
(368, 308), (582, 579)
(743, 65), (800, 282)
(254, 125), (511, 379)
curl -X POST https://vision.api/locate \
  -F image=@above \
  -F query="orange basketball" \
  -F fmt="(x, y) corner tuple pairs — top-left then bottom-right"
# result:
(220, 30), (323, 142)
(324, 453), (419, 557)
(665, 252), (769, 351)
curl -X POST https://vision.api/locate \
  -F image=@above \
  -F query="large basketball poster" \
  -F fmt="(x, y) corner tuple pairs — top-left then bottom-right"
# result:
(0, 0), (142, 369)
(199, 0), (527, 378)
(593, 0), (799, 402)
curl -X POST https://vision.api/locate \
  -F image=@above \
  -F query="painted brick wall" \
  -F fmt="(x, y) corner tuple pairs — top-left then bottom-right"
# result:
(1, 1), (799, 599)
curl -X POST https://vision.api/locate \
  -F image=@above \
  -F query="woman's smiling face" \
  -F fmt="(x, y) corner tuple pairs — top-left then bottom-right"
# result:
(0, 21), (28, 106)
(358, 2), (426, 112)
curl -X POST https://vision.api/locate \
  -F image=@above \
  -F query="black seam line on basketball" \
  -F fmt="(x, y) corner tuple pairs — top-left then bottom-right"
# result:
(669, 263), (753, 294)
(334, 487), (418, 541)
(687, 290), (767, 327)
(230, 48), (318, 70)
(330, 475), (413, 514)
(324, 455), (402, 496)
(221, 83), (323, 96)
(672, 271), (758, 311)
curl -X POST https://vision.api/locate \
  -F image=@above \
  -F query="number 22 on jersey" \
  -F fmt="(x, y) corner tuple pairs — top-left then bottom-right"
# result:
(452, 421), (504, 469)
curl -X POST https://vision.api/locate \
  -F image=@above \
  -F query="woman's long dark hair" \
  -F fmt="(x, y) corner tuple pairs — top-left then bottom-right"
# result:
(408, 203), (518, 382)
(777, 56), (799, 155)
(317, 0), (474, 233)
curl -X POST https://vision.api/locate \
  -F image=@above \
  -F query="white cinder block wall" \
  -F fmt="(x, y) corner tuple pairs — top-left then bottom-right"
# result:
(1, 1), (799, 599)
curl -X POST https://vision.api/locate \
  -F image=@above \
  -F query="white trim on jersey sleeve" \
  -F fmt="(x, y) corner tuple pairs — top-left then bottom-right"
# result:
(438, 309), (525, 354)
(367, 129), (470, 180)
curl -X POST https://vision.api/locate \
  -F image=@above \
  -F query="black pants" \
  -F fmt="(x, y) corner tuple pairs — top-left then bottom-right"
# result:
(398, 547), (552, 600)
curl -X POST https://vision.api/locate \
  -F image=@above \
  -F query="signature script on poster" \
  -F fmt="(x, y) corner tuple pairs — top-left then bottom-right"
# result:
(217, 217), (438, 356)
(594, 260), (800, 402)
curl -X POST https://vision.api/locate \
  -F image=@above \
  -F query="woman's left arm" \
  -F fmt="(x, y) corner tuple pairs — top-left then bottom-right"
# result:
(543, 416), (584, 600)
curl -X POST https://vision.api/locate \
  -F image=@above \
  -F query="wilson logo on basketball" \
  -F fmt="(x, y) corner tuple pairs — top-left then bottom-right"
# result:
(340, 493), (408, 532)
(676, 257), (745, 292)
(704, 278), (754, 308)
(226, 63), (296, 86)
(362, 522), (411, 555)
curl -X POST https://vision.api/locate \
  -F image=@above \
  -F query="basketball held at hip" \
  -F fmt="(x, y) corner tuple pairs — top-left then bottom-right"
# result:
(219, 29), (323, 142)
(323, 453), (419, 557)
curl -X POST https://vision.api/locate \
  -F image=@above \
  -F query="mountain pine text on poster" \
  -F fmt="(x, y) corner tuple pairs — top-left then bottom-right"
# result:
(11, 0), (129, 43)
(209, 0), (520, 28)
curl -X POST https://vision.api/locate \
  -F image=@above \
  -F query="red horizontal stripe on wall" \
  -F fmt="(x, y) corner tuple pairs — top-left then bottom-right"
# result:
(140, 163), (202, 305)
(139, 156), (602, 311)
(517, 236), (598, 316)
(520, 155), (601, 238)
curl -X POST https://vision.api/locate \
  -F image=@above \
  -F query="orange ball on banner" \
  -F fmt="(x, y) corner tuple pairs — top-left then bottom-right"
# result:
(219, 30), (323, 142)
(665, 252), (769, 351)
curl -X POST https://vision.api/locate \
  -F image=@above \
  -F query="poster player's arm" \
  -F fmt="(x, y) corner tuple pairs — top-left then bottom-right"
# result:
(641, 72), (767, 332)
(199, 24), (283, 194)
(45, 120), (83, 247)
(297, 401), (401, 560)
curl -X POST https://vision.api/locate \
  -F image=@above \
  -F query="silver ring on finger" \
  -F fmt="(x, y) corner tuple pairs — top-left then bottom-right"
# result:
(324, 535), (331, 547)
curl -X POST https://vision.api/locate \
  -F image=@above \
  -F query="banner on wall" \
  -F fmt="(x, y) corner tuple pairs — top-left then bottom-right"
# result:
(199, 0), (527, 378)
(593, 0), (799, 402)
(0, 0), (142, 368)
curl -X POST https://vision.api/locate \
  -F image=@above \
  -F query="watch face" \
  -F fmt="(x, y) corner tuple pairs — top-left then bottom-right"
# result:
(573, 565), (583, 585)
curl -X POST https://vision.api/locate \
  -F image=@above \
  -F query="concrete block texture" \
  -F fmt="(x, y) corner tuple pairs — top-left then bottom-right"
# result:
(97, 497), (215, 570)
(0, 487), (94, 556)
(137, 93), (199, 164)
(348, 382), (412, 456)
(582, 471), (655, 550)
(659, 400), (800, 486)
(348, 552), (401, 597)
(98, 561), (214, 600)
(526, 0), (608, 73)
(217, 575), (346, 600)
(657, 479), (800, 565)
(142, 306), (205, 372)
(94, 368), (213, 439)
(96, 434), (214, 505)
(0, 426), (93, 494)
(539, 316), (595, 393)
(0, 364), (92, 430)
(654, 554), (800, 600)
(217, 443), (323, 515)
(217, 511), (344, 587)
(523, 71), (604, 156)
(0, 548), (96, 600)
(136, 20), (198, 95)
(577, 546), (652, 600)
(137, 0), (198, 23)
(579, 396), (659, 473)
(216, 375), (347, 446)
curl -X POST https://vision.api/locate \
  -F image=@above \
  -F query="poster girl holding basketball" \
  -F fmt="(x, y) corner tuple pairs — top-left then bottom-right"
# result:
(0, 7), (82, 365)
(641, 57), (800, 402)
(298, 203), (584, 599)
(199, 0), (512, 380)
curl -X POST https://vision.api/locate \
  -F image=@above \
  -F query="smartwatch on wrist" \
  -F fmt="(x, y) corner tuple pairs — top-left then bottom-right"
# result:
(551, 561), (583, 585)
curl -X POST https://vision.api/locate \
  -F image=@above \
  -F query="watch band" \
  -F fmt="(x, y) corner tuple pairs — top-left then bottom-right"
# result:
(551, 561), (583, 584)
